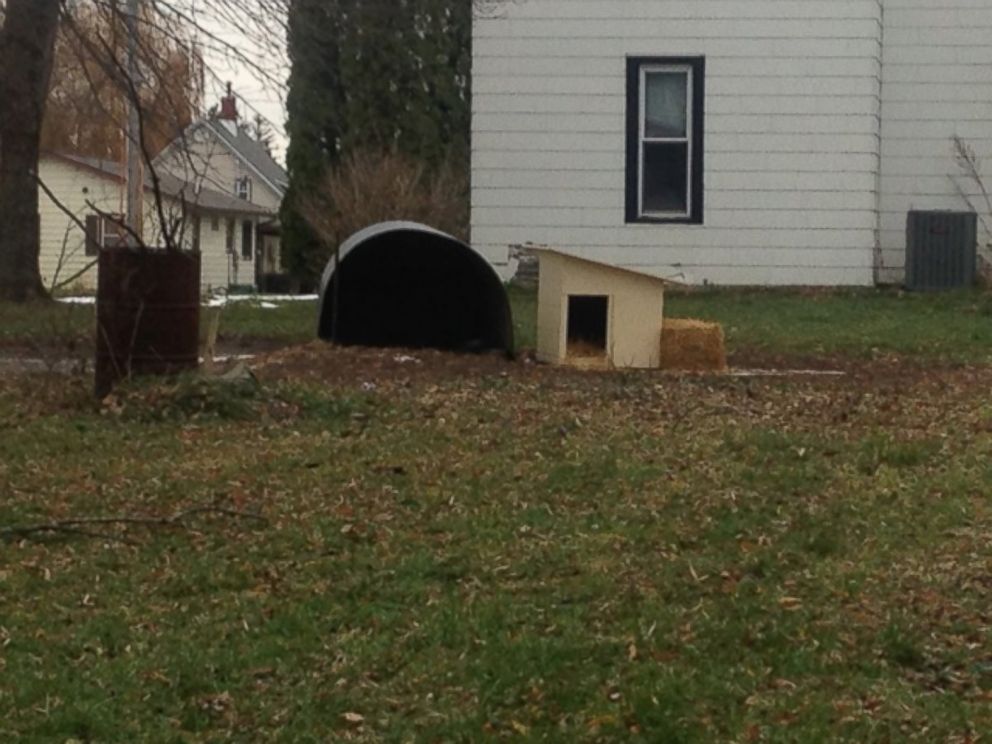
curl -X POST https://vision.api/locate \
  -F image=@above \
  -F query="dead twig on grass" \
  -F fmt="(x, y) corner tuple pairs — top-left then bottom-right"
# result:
(0, 504), (267, 544)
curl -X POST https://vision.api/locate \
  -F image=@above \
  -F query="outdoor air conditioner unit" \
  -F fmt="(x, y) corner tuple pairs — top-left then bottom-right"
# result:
(905, 211), (977, 291)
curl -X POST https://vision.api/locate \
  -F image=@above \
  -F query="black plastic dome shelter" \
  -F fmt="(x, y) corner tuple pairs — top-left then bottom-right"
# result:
(317, 222), (514, 353)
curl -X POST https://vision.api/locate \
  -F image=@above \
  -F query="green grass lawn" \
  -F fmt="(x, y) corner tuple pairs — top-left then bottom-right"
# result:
(3, 286), (991, 739)
(4, 286), (991, 363)
(0, 300), (95, 348)
(665, 288), (992, 363)
(507, 283), (537, 352)
(1, 365), (990, 741)
(208, 300), (317, 346)
(0, 299), (317, 350)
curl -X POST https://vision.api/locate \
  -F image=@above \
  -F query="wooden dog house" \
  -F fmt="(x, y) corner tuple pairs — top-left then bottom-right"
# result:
(534, 249), (670, 370)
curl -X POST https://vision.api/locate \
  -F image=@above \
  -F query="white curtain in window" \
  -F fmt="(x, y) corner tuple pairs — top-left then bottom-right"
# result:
(645, 72), (688, 139)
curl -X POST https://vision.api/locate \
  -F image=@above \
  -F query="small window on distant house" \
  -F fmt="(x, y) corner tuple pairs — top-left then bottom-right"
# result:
(626, 57), (705, 224)
(241, 220), (254, 260)
(85, 214), (127, 256)
(235, 177), (252, 201)
(211, 216), (220, 232)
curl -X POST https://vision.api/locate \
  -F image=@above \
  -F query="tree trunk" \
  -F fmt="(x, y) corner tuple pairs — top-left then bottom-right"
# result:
(0, 0), (61, 302)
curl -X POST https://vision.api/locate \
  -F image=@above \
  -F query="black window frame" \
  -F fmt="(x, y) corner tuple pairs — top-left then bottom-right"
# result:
(241, 219), (254, 261)
(85, 213), (127, 256)
(235, 176), (253, 202)
(625, 56), (705, 225)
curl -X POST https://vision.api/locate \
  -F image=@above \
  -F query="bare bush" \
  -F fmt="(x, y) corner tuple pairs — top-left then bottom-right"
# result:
(296, 149), (469, 279)
(951, 136), (992, 284)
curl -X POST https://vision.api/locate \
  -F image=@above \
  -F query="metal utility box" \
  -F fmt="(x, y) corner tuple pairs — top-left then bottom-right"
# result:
(906, 211), (977, 291)
(535, 249), (668, 370)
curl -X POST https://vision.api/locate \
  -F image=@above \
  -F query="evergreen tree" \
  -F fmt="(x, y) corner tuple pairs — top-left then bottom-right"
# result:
(281, 0), (346, 285)
(281, 0), (473, 285)
(249, 113), (275, 155)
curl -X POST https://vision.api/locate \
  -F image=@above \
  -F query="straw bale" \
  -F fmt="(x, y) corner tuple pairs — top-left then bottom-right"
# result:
(659, 318), (727, 372)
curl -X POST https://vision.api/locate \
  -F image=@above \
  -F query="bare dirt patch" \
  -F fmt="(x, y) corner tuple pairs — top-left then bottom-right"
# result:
(249, 341), (992, 399)
(251, 341), (531, 389)
(727, 345), (992, 388)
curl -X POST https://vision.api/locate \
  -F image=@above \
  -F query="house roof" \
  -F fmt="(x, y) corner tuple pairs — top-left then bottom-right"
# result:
(49, 152), (273, 217)
(201, 120), (288, 196)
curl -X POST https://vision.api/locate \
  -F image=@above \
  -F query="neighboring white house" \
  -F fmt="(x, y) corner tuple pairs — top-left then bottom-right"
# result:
(38, 152), (273, 293)
(155, 86), (289, 282)
(37, 89), (288, 293)
(472, 1), (992, 286)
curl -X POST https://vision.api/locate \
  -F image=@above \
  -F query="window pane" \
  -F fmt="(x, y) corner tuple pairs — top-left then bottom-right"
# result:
(643, 142), (689, 214)
(102, 217), (127, 248)
(645, 72), (688, 139)
(241, 221), (253, 260)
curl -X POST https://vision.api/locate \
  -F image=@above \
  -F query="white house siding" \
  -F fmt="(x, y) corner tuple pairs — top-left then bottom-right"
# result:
(37, 157), (252, 293)
(472, 0), (884, 286)
(156, 126), (283, 278)
(163, 215), (258, 294)
(38, 158), (122, 292)
(877, 0), (992, 283)
(199, 215), (234, 293)
(223, 216), (261, 290)
(157, 126), (283, 213)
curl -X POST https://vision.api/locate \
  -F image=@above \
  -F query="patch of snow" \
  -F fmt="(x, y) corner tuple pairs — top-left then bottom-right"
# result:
(57, 296), (96, 305)
(62, 294), (318, 308)
(265, 294), (318, 302)
(58, 295), (318, 310)
(208, 294), (318, 307)
(200, 354), (257, 364)
(729, 369), (846, 378)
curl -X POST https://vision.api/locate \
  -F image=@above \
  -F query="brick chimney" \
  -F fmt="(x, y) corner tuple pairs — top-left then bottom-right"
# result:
(218, 82), (238, 134)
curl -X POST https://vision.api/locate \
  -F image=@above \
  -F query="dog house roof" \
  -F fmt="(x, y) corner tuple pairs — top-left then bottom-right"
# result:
(525, 246), (684, 286)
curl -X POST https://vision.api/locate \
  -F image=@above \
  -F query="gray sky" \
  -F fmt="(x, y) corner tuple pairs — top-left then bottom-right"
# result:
(199, 6), (291, 161)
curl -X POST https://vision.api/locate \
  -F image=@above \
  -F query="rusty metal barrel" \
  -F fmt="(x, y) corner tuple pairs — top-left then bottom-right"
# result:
(95, 248), (201, 398)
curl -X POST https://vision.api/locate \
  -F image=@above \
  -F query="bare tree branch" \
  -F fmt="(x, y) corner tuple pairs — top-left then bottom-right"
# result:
(2, 0), (292, 299)
(52, 259), (100, 292)
(1, 503), (268, 544)
(36, 174), (100, 291)
(951, 135), (992, 267)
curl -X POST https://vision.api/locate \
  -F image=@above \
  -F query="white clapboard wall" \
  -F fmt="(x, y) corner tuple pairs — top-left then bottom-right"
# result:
(473, 0), (992, 286)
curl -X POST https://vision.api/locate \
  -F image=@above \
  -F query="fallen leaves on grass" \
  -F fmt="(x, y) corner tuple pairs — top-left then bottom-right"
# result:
(341, 711), (365, 725)
(1, 348), (992, 741)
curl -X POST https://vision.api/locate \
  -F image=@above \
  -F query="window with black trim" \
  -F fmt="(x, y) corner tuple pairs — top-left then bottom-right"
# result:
(235, 176), (252, 201)
(84, 214), (127, 256)
(626, 56), (705, 224)
(241, 220), (254, 260)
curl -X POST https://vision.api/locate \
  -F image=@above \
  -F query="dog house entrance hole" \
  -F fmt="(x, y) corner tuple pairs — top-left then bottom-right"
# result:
(567, 295), (609, 358)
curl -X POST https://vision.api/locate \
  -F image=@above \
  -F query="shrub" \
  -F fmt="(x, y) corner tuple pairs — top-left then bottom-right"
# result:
(295, 149), (469, 280)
